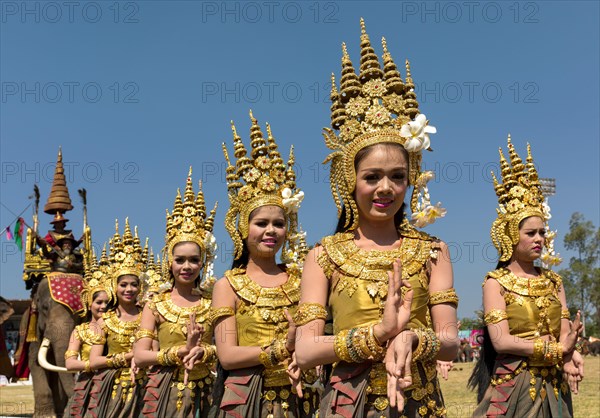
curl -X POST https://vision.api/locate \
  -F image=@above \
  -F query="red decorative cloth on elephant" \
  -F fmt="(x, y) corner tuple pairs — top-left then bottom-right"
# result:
(48, 272), (84, 314)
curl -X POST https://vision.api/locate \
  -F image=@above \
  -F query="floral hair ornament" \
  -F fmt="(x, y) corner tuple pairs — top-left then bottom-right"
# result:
(223, 110), (308, 266)
(490, 135), (559, 263)
(163, 167), (218, 291)
(322, 18), (445, 230)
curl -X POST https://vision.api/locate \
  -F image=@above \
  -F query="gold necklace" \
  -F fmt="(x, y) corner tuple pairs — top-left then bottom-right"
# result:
(155, 292), (211, 335)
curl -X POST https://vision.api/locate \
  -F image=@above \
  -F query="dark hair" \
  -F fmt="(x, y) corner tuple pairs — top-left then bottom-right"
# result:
(467, 327), (496, 402)
(231, 242), (250, 270)
(468, 257), (507, 400)
(334, 142), (409, 234)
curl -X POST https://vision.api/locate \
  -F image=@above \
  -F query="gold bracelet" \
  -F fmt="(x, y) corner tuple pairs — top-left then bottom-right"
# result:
(259, 346), (275, 368)
(84, 360), (92, 373)
(293, 303), (328, 326)
(64, 350), (79, 360)
(412, 329), (427, 362)
(273, 339), (291, 362)
(156, 349), (167, 366)
(557, 342), (563, 364)
(484, 309), (508, 325)
(561, 309), (570, 320)
(200, 344), (216, 364)
(366, 325), (385, 360)
(106, 356), (114, 368)
(168, 346), (184, 366)
(429, 288), (459, 307)
(531, 338), (545, 361)
(333, 330), (352, 362)
(134, 328), (157, 342)
(420, 328), (440, 362)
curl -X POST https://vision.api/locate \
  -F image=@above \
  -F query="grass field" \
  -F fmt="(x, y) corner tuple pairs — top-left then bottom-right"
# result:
(1, 357), (598, 417)
(440, 356), (600, 417)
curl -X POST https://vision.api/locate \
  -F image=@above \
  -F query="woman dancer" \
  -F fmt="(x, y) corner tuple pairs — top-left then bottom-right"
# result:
(64, 253), (110, 417)
(134, 169), (218, 417)
(210, 113), (317, 417)
(470, 137), (583, 417)
(294, 20), (459, 417)
(88, 219), (145, 418)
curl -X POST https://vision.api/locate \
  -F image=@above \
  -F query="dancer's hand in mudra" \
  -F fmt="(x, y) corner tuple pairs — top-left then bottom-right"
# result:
(374, 260), (413, 344)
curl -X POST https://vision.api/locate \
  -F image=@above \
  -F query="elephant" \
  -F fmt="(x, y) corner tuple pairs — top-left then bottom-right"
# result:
(26, 274), (81, 418)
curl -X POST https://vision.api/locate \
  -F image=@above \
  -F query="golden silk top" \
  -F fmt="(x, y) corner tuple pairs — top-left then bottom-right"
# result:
(486, 268), (562, 340)
(226, 268), (300, 387)
(147, 291), (213, 379)
(317, 225), (439, 334)
(226, 268), (300, 346)
(102, 310), (141, 356)
(75, 322), (105, 361)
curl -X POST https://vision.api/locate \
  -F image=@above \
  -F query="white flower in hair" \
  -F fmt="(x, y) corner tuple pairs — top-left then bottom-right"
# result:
(281, 188), (304, 214)
(400, 114), (436, 152)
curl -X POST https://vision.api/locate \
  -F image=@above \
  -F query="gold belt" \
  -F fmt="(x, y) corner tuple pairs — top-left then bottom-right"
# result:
(263, 366), (290, 388)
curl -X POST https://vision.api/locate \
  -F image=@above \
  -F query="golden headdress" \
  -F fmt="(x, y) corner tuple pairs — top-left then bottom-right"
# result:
(490, 136), (559, 264)
(223, 111), (307, 264)
(80, 246), (111, 317)
(140, 250), (168, 296)
(323, 18), (445, 230)
(164, 167), (218, 284)
(107, 218), (146, 292)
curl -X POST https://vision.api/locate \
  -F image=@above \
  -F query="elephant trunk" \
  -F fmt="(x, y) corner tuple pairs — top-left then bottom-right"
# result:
(37, 338), (76, 373)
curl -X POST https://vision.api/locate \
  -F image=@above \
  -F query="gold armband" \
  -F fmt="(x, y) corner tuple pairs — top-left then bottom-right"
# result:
(429, 288), (459, 307)
(484, 309), (508, 325)
(134, 328), (157, 342)
(64, 350), (79, 360)
(293, 303), (328, 326)
(561, 309), (570, 320)
(209, 307), (235, 325)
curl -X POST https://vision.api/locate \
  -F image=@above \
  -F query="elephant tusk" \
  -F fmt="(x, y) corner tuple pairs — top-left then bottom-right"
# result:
(38, 337), (76, 373)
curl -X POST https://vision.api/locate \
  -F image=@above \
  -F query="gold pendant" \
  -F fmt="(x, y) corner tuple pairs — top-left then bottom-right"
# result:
(529, 387), (536, 401)
(540, 386), (547, 400)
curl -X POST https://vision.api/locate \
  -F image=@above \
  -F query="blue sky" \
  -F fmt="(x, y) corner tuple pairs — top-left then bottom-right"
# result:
(1, 1), (598, 319)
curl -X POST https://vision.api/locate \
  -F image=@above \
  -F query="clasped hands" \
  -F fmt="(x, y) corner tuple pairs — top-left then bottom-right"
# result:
(377, 260), (414, 413)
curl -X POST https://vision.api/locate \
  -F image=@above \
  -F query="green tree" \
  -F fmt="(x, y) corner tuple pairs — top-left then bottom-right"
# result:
(558, 213), (600, 336)
(459, 310), (484, 330)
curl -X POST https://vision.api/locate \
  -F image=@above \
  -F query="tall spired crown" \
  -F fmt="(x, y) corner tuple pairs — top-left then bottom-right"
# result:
(323, 19), (444, 230)
(106, 218), (147, 298)
(490, 136), (549, 262)
(164, 167), (218, 284)
(44, 147), (73, 215)
(223, 111), (306, 263)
